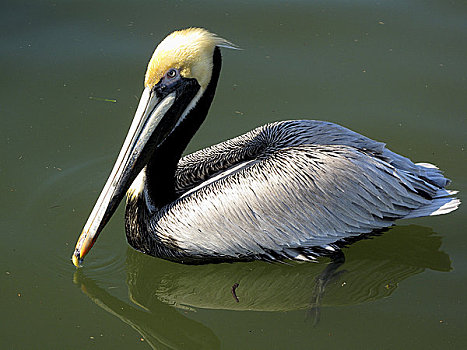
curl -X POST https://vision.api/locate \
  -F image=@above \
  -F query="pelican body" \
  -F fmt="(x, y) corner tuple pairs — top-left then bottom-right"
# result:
(72, 28), (459, 266)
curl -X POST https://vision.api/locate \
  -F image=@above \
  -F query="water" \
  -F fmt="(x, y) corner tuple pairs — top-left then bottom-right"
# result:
(1, 0), (466, 348)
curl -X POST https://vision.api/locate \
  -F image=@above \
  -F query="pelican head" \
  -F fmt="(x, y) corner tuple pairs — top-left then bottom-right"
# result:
(72, 28), (234, 266)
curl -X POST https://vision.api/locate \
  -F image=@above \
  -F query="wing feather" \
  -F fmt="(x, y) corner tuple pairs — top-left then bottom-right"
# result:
(144, 120), (458, 261)
(153, 144), (430, 259)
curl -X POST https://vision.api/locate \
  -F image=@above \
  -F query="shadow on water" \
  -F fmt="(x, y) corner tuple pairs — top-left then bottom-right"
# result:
(73, 224), (450, 349)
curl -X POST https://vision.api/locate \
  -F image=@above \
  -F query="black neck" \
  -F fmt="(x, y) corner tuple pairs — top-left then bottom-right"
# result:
(145, 47), (222, 207)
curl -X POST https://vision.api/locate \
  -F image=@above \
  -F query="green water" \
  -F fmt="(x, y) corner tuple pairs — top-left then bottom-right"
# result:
(1, 1), (466, 349)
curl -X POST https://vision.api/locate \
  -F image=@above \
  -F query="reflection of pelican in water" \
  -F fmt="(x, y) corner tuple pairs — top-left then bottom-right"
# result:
(74, 225), (450, 346)
(72, 28), (459, 266)
(124, 225), (450, 311)
(74, 271), (220, 350)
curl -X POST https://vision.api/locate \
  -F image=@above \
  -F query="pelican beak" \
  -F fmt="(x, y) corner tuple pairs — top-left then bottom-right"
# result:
(71, 82), (195, 267)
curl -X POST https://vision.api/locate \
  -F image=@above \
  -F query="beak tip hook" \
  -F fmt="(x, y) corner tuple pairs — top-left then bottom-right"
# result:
(71, 251), (83, 268)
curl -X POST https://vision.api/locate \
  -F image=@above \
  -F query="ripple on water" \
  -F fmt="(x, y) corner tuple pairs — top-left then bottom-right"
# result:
(46, 240), (127, 282)
(28, 153), (128, 283)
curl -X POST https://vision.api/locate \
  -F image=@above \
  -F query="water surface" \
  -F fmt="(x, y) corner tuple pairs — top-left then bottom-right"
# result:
(1, 0), (466, 349)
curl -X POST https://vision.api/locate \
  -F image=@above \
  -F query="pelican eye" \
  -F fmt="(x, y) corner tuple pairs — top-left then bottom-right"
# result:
(155, 68), (181, 93)
(166, 68), (178, 79)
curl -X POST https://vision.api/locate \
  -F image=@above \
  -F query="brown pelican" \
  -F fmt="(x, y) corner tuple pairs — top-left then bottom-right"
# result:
(72, 28), (460, 266)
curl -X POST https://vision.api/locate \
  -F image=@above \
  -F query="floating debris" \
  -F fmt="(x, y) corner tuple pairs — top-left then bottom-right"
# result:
(89, 96), (117, 103)
(231, 283), (240, 303)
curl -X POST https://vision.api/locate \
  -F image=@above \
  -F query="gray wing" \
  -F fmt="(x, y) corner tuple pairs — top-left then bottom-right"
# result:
(154, 120), (457, 261)
(175, 120), (449, 193)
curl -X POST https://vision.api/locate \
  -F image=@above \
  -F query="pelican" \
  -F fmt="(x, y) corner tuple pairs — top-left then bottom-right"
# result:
(72, 28), (459, 266)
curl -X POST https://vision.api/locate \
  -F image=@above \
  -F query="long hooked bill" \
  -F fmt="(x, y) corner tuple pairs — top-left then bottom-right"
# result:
(72, 87), (176, 267)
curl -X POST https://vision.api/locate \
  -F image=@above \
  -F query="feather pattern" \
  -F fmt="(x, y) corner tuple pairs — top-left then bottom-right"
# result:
(125, 120), (459, 262)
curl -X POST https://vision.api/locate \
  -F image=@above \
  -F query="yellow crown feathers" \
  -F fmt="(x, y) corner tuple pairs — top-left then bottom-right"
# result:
(144, 28), (236, 90)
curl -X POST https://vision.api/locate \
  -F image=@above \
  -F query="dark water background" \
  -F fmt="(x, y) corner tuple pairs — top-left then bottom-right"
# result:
(1, 1), (466, 349)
